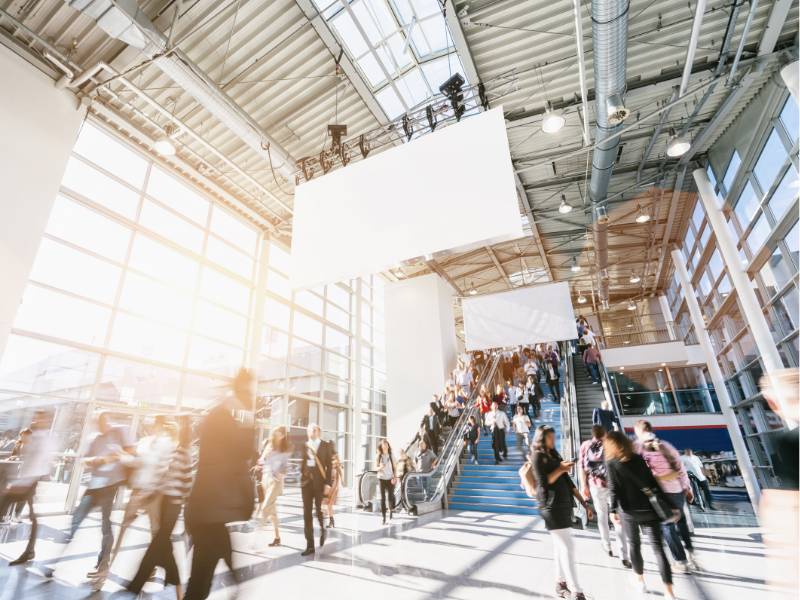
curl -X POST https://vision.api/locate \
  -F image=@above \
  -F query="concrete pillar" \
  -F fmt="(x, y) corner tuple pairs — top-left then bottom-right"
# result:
(385, 273), (457, 449)
(672, 249), (761, 506)
(0, 46), (85, 357)
(694, 169), (784, 375)
(658, 295), (677, 340)
(351, 278), (365, 502)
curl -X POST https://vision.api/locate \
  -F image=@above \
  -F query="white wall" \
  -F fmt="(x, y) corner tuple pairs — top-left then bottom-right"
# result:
(0, 47), (85, 356)
(602, 341), (707, 369)
(385, 274), (457, 448)
(621, 412), (727, 430)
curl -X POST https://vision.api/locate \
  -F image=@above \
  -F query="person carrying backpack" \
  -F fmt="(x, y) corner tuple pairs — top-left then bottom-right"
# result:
(579, 425), (629, 567)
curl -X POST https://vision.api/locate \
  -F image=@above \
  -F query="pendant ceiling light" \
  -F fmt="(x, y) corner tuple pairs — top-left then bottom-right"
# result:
(558, 194), (573, 214)
(666, 128), (691, 158)
(571, 257), (581, 273)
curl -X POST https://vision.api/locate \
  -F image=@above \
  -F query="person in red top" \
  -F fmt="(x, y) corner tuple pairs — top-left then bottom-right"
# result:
(493, 384), (507, 409)
(478, 386), (492, 435)
(582, 343), (602, 384)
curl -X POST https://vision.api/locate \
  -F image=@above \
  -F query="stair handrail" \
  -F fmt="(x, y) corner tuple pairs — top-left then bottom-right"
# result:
(356, 352), (498, 509)
(598, 357), (625, 430)
(560, 341), (581, 464)
(400, 353), (503, 513)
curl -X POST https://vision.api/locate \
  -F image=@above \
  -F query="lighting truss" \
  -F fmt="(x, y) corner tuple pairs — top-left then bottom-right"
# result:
(294, 69), (518, 183)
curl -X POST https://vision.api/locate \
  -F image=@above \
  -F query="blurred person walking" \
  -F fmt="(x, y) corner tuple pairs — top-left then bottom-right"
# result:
(487, 401), (509, 464)
(592, 400), (621, 433)
(38, 412), (134, 584)
(604, 431), (676, 599)
(579, 425), (629, 566)
(633, 420), (696, 571)
(531, 425), (591, 600)
(759, 369), (799, 597)
(325, 453), (344, 528)
(184, 369), (257, 600)
(512, 405), (532, 451)
(582, 343), (602, 384)
(376, 439), (397, 525)
(463, 415), (481, 465)
(0, 410), (55, 565)
(300, 423), (333, 557)
(127, 416), (194, 600)
(110, 415), (176, 566)
(255, 425), (290, 547)
(681, 448), (717, 511)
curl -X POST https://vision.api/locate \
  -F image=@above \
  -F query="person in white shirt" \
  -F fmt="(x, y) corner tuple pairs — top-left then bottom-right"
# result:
(512, 405), (532, 451)
(681, 448), (716, 510)
(0, 410), (55, 566)
(488, 402), (510, 464)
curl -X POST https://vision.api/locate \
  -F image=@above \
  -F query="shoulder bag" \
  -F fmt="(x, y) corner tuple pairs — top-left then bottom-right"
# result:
(626, 462), (680, 524)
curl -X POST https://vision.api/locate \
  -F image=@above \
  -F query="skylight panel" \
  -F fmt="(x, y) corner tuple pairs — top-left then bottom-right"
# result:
(357, 53), (388, 87)
(415, 15), (449, 56)
(397, 67), (429, 108)
(409, 0), (440, 19)
(331, 11), (370, 57)
(375, 86), (405, 119)
(351, 0), (383, 44)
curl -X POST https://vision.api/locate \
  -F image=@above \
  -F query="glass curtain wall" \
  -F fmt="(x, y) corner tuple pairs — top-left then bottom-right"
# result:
(667, 88), (799, 488)
(0, 120), (386, 509)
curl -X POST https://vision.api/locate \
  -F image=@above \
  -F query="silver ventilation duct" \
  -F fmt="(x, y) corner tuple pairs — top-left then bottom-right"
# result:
(63, 0), (296, 190)
(589, 0), (630, 303)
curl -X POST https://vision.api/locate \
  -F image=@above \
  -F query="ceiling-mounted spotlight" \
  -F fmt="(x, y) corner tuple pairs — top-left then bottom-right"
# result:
(635, 206), (650, 224)
(558, 194), (573, 214)
(571, 257), (581, 273)
(666, 128), (691, 158)
(627, 299), (637, 311)
(629, 273), (641, 284)
(542, 102), (565, 134)
(439, 73), (466, 121)
(154, 124), (177, 156)
(577, 291), (587, 304)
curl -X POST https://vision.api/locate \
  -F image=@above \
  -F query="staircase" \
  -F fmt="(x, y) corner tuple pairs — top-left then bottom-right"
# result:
(448, 398), (563, 515)
(572, 354), (606, 442)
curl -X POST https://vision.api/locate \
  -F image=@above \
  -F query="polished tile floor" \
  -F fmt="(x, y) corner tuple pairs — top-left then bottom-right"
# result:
(0, 494), (781, 599)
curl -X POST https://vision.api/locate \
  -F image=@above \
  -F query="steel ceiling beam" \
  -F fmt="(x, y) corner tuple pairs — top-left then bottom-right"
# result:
(484, 246), (513, 288)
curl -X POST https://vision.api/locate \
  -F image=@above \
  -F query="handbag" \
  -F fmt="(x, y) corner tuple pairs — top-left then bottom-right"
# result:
(307, 442), (332, 498)
(628, 466), (680, 524)
(518, 462), (536, 498)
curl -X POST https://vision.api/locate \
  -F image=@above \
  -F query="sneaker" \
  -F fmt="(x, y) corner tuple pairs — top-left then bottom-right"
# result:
(555, 581), (570, 598)
(687, 551), (699, 571)
(301, 547), (315, 557)
(672, 560), (689, 573)
(621, 559), (632, 569)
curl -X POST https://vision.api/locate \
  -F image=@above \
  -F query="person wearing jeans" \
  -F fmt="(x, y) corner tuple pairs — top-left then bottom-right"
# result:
(375, 439), (396, 525)
(605, 431), (675, 600)
(464, 416), (480, 465)
(681, 448), (717, 510)
(634, 420), (697, 571)
(582, 344), (602, 383)
(579, 425), (629, 566)
(40, 412), (134, 584)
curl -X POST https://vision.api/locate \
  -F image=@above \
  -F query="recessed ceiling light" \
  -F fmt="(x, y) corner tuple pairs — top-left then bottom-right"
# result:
(660, 362), (666, 366)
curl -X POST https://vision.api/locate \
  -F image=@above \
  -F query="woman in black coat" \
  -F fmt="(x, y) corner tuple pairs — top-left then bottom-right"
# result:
(604, 431), (676, 599)
(531, 425), (592, 600)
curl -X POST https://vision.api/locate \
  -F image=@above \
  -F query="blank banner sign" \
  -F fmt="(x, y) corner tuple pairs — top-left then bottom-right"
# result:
(290, 107), (522, 289)
(462, 282), (577, 350)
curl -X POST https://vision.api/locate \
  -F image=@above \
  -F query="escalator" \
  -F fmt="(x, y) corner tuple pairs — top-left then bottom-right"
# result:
(570, 353), (622, 443)
(357, 353), (501, 513)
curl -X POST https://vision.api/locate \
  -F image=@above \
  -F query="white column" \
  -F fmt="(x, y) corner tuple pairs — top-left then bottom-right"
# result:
(0, 46), (85, 356)
(384, 273), (457, 448)
(694, 168), (784, 375)
(351, 278), (364, 505)
(672, 249), (761, 505)
(658, 294), (677, 340)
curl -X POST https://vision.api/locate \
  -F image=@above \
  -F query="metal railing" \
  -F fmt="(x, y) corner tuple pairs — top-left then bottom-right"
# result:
(356, 353), (499, 511)
(561, 341), (581, 464)
(602, 321), (688, 348)
(400, 354), (502, 514)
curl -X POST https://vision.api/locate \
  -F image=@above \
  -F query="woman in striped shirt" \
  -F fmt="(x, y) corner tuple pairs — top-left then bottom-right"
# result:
(127, 415), (194, 599)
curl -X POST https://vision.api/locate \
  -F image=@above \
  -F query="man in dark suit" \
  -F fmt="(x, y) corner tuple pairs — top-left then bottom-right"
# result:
(300, 423), (333, 557)
(421, 406), (442, 454)
(184, 369), (256, 600)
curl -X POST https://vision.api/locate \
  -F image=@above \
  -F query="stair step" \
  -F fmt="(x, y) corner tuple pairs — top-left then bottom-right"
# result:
(448, 501), (539, 515)
(451, 487), (531, 499)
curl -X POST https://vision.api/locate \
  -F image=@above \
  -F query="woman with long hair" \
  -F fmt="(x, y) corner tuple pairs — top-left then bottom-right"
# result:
(604, 431), (675, 599)
(325, 453), (345, 528)
(256, 425), (290, 547)
(127, 416), (194, 600)
(375, 438), (396, 525)
(531, 425), (591, 600)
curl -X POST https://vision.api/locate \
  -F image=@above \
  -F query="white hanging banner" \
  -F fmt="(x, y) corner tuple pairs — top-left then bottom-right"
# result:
(462, 282), (577, 350)
(290, 107), (523, 289)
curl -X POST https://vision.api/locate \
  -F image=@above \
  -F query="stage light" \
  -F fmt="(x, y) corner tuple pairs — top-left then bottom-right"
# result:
(439, 73), (466, 121)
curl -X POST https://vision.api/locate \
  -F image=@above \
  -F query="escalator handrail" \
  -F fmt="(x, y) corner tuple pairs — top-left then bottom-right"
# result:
(400, 353), (503, 511)
(561, 340), (581, 464)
